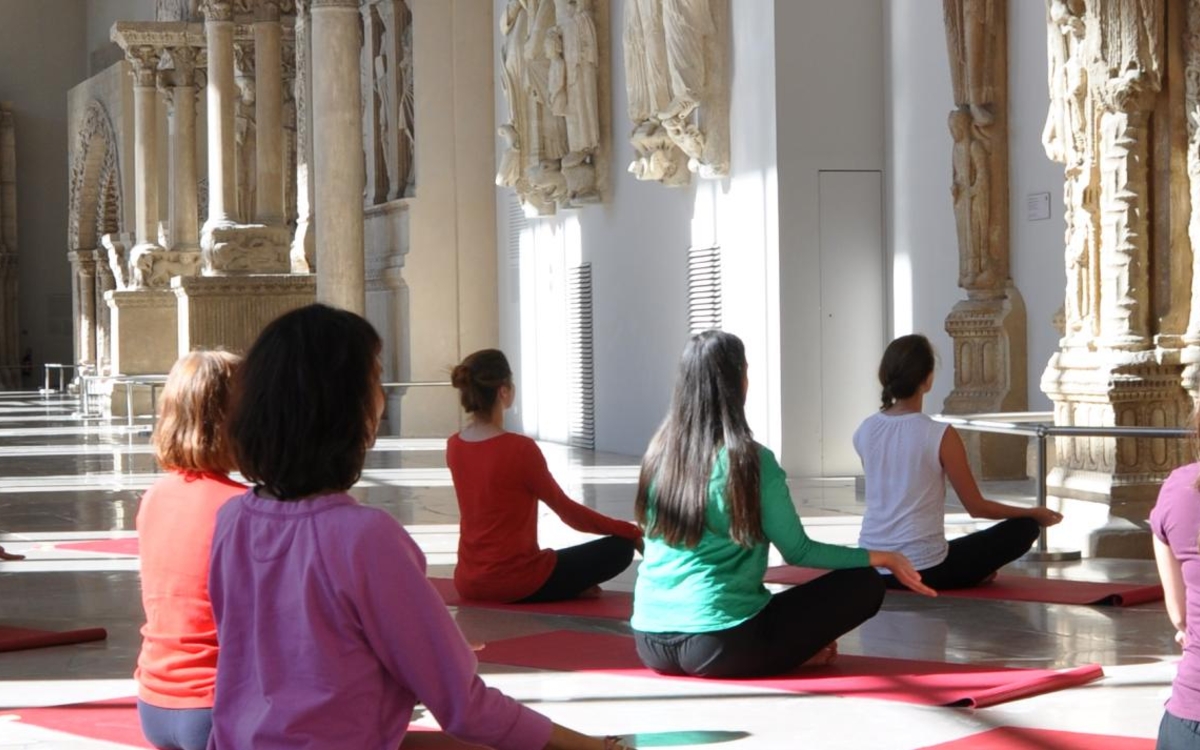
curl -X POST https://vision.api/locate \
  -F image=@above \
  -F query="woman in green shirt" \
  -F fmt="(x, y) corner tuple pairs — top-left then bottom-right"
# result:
(631, 330), (935, 679)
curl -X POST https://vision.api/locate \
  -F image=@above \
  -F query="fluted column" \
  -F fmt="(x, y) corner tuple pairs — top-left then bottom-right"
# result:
(127, 46), (164, 258)
(166, 45), (201, 251)
(202, 1), (239, 254)
(256, 1), (286, 226)
(311, 0), (365, 313)
(292, 0), (316, 272)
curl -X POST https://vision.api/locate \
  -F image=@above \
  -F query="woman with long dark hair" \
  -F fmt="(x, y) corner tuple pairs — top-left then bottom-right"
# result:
(631, 331), (933, 679)
(855, 334), (1061, 591)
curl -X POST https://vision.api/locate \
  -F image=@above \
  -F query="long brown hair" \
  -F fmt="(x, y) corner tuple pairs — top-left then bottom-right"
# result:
(878, 334), (935, 410)
(451, 349), (512, 415)
(154, 350), (240, 474)
(635, 330), (763, 548)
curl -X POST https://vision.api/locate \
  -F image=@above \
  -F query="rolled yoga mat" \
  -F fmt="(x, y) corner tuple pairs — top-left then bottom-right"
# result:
(0, 625), (108, 653)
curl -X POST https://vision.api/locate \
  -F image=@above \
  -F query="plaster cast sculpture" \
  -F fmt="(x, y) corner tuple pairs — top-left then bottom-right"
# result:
(497, 0), (607, 214)
(623, 0), (728, 186)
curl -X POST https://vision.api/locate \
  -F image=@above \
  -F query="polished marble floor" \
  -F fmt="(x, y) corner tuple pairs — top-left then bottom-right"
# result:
(0, 390), (1179, 749)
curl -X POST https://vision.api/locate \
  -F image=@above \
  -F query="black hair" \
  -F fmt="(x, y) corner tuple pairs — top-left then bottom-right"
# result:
(229, 304), (382, 500)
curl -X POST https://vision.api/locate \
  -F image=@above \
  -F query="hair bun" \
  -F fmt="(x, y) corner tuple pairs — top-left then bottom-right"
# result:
(450, 363), (471, 390)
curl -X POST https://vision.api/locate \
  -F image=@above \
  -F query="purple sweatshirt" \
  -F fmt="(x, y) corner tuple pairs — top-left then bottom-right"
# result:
(207, 491), (553, 750)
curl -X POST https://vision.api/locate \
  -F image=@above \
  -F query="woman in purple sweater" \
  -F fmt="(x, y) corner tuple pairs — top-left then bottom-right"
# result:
(207, 304), (630, 750)
(1152, 426), (1200, 749)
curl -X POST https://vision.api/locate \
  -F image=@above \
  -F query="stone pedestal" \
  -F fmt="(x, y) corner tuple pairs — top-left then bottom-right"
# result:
(1042, 348), (1190, 557)
(942, 286), (1028, 479)
(106, 289), (179, 376)
(173, 273), (316, 355)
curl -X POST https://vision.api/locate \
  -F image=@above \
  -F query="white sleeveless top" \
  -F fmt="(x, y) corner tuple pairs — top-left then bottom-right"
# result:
(853, 411), (950, 571)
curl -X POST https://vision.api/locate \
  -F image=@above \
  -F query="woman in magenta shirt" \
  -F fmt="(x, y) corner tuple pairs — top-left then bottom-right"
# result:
(1152, 455), (1200, 749)
(208, 304), (631, 750)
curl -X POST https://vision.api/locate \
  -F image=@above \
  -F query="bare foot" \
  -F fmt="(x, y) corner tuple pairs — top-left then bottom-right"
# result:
(803, 641), (838, 668)
(0, 546), (25, 561)
(979, 571), (998, 585)
(578, 585), (603, 599)
(469, 641), (485, 652)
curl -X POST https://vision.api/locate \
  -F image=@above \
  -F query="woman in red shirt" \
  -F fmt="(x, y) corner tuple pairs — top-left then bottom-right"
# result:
(135, 351), (244, 750)
(447, 349), (642, 603)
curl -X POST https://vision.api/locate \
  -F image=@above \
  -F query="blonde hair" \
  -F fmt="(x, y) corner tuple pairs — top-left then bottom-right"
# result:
(153, 350), (241, 474)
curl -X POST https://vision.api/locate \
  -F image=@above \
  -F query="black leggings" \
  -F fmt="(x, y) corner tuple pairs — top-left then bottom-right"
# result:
(883, 517), (1041, 591)
(519, 535), (636, 603)
(633, 567), (886, 679)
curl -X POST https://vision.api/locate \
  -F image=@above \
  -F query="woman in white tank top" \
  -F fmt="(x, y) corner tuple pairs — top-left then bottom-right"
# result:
(853, 335), (1062, 590)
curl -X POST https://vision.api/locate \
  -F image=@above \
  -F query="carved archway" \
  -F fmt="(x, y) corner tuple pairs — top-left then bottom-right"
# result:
(67, 101), (123, 374)
(68, 101), (123, 253)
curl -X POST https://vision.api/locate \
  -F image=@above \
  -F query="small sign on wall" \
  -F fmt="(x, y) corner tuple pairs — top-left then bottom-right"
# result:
(1026, 192), (1051, 222)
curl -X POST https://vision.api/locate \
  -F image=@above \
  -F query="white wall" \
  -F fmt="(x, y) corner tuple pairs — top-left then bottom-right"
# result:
(885, 1), (1064, 415)
(496, 0), (780, 458)
(0, 0), (90, 377)
(776, 0), (885, 475)
(86, 0), (156, 76)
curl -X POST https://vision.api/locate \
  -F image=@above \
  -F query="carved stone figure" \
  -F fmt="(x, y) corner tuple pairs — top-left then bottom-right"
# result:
(624, 0), (728, 185)
(235, 74), (257, 224)
(497, 0), (606, 213)
(398, 18), (415, 196)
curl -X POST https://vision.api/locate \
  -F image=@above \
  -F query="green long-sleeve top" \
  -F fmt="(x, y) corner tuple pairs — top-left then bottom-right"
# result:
(631, 445), (870, 633)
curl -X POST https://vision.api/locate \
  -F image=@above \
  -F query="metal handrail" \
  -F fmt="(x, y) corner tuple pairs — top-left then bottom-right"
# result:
(934, 412), (1195, 559)
(381, 381), (452, 389)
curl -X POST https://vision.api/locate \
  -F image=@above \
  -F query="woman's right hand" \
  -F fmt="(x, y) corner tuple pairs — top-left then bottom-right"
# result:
(544, 725), (635, 750)
(868, 550), (937, 597)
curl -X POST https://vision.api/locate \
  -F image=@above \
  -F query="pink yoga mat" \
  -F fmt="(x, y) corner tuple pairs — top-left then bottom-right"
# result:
(917, 727), (1154, 750)
(429, 577), (633, 620)
(9, 697), (487, 749)
(54, 538), (140, 556)
(478, 630), (1104, 709)
(764, 566), (1164, 606)
(0, 625), (107, 653)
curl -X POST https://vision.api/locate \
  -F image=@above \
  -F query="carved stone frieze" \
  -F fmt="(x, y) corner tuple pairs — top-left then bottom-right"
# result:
(499, 0), (609, 213)
(201, 223), (292, 274)
(623, 0), (729, 187)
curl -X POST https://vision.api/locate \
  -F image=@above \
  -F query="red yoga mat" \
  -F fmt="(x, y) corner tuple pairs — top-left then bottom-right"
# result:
(5, 697), (149, 748)
(54, 538), (140, 556)
(0, 625), (108, 653)
(8, 697), (488, 750)
(763, 566), (1164, 606)
(429, 577), (633, 620)
(478, 630), (1104, 709)
(916, 727), (1154, 750)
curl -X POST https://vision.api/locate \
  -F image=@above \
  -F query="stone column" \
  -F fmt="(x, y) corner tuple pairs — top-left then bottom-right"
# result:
(166, 45), (202, 252)
(940, 0), (1027, 479)
(256, 1), (286, 226)
(126, 45), (165, 274)
(311, 0), (366, 314)
(201, 0), (239, 265)
(292, 0), (316, 272)
(68, 250), (98, 372)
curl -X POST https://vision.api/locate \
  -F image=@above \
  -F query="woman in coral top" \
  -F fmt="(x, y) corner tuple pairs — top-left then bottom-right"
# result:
(447, 349), (642, 603)
(135, 350), (243, 750)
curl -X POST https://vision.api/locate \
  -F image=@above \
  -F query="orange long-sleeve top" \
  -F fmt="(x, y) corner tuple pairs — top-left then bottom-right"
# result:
(446, 432), (641, 602)
(135, 470), (246, 708)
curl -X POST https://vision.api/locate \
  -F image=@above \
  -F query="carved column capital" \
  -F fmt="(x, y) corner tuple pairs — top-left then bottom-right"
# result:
(200, 0), (234, 22)
(126, 45), (163, 87)
(166, 44), (201, 86)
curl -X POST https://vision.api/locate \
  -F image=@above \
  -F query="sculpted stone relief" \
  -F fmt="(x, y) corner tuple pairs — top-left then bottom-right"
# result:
(623, 0), (728, 187)
(498, 0), (606, 214)
(68, 101), (123, 255)
(363, 0), (414, 205)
